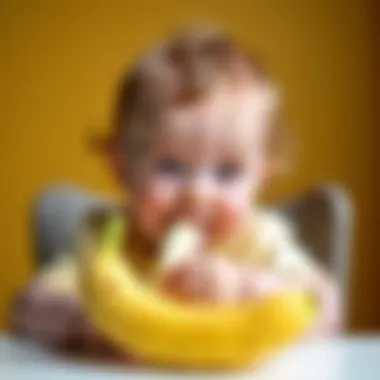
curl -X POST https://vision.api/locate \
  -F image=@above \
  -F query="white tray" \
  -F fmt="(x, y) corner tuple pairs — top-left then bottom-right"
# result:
(1, 335), (380, 380)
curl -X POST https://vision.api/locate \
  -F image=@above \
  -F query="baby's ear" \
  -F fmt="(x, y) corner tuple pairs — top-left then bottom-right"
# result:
(87, 129), (131, 188)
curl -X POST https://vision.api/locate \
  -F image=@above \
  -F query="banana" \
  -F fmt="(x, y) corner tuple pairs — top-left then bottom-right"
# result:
(80, 216), (318, 370)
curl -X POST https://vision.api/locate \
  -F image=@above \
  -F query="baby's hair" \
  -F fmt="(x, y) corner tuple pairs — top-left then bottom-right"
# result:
(95, 27), (292, 176)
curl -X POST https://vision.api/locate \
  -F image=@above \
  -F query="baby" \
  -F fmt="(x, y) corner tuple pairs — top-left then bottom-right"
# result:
(12, 28), (341, 359)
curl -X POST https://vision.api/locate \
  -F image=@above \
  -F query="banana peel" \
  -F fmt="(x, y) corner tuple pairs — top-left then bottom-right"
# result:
(79, 213), (318, 370)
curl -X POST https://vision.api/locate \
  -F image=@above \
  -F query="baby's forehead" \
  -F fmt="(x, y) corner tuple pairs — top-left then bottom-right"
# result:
(154, 83), (272, 146)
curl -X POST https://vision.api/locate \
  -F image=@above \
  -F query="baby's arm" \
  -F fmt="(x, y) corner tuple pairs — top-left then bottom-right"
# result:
(12, 262), (121, 357)
(13, 275), (83, 349)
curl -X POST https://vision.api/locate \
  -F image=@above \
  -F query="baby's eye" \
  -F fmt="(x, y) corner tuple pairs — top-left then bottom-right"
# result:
(215, 162), (242, 182)
(156, 157), (187, 177)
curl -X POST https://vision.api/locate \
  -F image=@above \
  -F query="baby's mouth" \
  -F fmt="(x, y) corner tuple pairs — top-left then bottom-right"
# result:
(171, 209), (212, 228)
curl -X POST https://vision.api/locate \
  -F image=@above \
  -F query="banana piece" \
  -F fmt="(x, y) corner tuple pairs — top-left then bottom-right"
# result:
(159, 221), (202, 271)
(80, 216), (318, 370)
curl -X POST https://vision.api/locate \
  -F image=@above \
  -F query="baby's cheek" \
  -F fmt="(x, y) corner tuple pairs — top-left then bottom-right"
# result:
(149, 179), (178, 206)
(137, 179), (180, 236)
(214, 188), (252, 236)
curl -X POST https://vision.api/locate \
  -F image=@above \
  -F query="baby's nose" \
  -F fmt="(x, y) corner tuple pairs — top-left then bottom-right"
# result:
(178, 176), (216, 223)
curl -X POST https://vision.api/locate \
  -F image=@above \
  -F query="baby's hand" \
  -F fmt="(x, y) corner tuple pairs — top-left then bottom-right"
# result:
(159, 256), (285, 304)
(308, 279), (342, 338)
(159, 255), (243, 304)
(239, 266), (289, 299)
(13, 278), (82, 348)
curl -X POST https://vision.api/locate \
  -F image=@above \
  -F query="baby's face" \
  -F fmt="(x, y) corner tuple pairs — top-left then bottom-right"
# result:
(128, 84), (273, 245)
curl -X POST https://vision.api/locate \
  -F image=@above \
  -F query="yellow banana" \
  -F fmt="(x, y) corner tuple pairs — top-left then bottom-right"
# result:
(80, 216), (318, 370)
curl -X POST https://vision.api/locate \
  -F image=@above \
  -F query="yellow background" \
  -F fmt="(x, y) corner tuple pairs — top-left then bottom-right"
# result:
(1, 1), (378, 330)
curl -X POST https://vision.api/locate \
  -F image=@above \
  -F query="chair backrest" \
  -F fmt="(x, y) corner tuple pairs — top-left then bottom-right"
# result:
(277, 185), (353, 289)
(32, 185), (112, 267)
(275, 185), (354, 325)
(32, 183), (354, 319)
